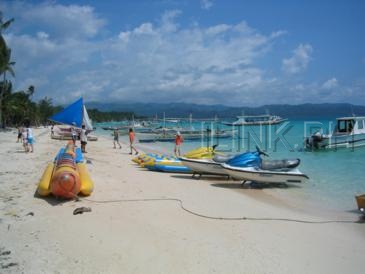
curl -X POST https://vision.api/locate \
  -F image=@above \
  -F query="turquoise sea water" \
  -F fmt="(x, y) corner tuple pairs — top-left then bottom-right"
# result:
(95, 119), (365, 212)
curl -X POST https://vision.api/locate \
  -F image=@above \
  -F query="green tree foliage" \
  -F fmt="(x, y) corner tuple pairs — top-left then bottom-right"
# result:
(0, 11), (15, 128)
(1, 85), (38, 127)
(0, 11), (138, 127)
(38, 97), (56, 125)
(0, 84), (139, 126)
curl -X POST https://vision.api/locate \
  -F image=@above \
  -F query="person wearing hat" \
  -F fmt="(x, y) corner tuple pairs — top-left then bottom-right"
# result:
(174, 131), (184, 157)
(71, 122), (77, 145)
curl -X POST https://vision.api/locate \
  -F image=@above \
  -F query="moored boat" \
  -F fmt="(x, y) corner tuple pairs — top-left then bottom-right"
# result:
(355, 194), (365, 213)
(305, 116), (365, 150)
(50, 97), (98, 141)
(222, 114), (287, 126)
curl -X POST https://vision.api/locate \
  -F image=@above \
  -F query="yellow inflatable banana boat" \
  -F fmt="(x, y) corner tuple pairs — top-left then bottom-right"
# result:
(37, 142), (94, 198)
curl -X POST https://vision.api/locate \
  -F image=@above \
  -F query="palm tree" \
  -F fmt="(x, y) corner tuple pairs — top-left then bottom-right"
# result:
(0, 12), (15, 128)
(0, 11), (15, 73)
(26, 85), (35, 98)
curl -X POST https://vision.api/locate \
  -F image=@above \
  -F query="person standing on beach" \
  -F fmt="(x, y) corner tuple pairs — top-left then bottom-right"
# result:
(174, 131), (183, 157)
(113, 128), (122, 149)
(17, 127), (22, 142)
(80, 124), (88, 153)
(129, 128), (138, 155)
(26, 124), (34, 153)
(21, 127), (28, 152)
(71, 123), (77, 145)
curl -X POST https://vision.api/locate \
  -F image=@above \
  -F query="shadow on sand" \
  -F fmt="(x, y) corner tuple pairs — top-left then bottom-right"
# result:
(345, 209), (365, 223)
(33, 190), (79, 206)
(170, 174), (229, 182)
(211, 182), (302, 190)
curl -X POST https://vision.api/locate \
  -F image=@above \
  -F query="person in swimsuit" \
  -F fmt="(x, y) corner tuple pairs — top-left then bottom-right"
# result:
(129, 128), (138, 155)
(174, 131), (183, 157)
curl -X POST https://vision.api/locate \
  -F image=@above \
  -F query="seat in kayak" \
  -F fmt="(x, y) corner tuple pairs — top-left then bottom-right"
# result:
(213, 154), (236, 163)
(261, 159), (300, 170)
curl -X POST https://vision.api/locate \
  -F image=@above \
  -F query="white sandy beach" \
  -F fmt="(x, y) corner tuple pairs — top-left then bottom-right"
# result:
(1, 127), (365, 274)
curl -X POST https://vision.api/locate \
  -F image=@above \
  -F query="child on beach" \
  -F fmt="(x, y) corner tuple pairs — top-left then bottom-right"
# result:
(174, 131), (183, 157)
(113, 129), (122, 149)
(129, 128), (138, 155)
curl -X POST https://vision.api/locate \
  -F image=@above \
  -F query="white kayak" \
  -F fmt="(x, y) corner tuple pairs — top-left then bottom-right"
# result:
(221, 163), (309, 184)
(179, 157), (227, 176)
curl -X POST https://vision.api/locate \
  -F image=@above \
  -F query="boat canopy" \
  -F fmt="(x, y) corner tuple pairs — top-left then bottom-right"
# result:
(50, 97), (93, 130)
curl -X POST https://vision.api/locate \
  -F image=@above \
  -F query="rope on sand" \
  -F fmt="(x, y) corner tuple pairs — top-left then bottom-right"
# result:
(76, 197), (363, 224)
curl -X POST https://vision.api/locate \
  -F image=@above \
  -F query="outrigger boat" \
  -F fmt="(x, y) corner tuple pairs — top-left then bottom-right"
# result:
(222, 114), (287, 126)
(138, 130), (232, 143)
(305, 116), (365, 150)
(50, 97), (98, 141)
(221, 147), (308, 184)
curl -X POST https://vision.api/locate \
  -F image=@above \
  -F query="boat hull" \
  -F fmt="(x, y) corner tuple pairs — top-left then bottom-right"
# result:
(355, 194), (365, 213)
(52, 134), (98, 141)
(222, 119), (287, 126)
(179, 157), (227, 175)
(221, 164), (308, 184)
(306, 133), (365, 150)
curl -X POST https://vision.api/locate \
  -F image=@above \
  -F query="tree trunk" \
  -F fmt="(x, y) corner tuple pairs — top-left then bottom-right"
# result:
(0, 72), (5, 128)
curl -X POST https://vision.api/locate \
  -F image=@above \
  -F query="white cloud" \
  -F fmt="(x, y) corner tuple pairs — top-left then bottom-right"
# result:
(21, 2), (105, 40)
(201, 0), (214, 10)
(160, 10), (181, 32)
(270, 30), (287, 39)
(6, 2), (361, 106)
(206, 24), (231, 36)
(282, 44), (313, 74)
(134, 23), (155, 35)
(322, 78), (338, 89)
(1, 0), (285, 105)
(36, 31), (49, 40)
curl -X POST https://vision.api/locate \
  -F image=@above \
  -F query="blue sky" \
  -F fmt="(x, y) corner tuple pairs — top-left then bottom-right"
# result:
(1, 0), (365, 106)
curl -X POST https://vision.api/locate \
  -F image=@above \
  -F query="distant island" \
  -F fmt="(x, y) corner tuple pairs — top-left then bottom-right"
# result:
(87, 102), (365, 119)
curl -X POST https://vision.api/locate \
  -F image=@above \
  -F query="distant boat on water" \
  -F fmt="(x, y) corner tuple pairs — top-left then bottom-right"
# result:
(221, 114), (287, 126)
(305, 116), (365, 150)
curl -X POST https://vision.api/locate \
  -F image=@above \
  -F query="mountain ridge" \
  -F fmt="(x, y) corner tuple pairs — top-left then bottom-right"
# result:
(86, 102), (365, 119)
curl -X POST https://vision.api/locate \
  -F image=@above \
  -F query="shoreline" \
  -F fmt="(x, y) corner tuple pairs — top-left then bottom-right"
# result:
(1, 127), (365, 273)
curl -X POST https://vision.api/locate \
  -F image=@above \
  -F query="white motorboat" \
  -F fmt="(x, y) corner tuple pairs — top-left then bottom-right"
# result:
(305, 116), (365, 150)
(222, 114), (287, 126)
